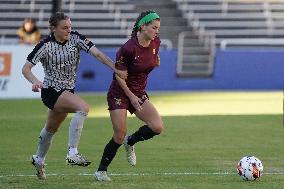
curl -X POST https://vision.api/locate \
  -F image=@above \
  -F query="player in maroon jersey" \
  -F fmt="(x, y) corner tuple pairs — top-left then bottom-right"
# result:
(94, 10), (164, 181)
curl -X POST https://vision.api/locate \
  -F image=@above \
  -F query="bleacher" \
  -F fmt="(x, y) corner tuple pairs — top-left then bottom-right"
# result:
(173, 0), (284, 77)
(1, 0), (283, 77)
(62, 0), (138, 40)
(0, 0), (51, 42)
(0, 0), (138, 47)
(0, 0), (177, 48)
(175, 0), (284, 44)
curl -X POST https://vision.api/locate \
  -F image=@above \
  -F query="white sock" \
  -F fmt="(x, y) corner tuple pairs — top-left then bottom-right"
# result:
(36, 127), (54, 162)
(68, 111), (87, 153)
(35, 156), (45, 165)
(68, 147), (78, 156)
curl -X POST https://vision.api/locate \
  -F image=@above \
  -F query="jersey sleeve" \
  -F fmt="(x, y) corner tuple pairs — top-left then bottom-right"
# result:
(73, 31), (95, 53)
(26, 40), (46, 65)
(115, 46), (133, 71)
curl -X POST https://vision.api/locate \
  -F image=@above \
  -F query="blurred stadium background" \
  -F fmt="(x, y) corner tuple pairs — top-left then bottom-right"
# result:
(0, 0), (284, 188)
(1, 0), (284, 93)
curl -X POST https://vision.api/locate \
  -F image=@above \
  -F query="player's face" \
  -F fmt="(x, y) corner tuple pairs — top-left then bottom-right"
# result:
(54, 18), (72, 42)
(143, 20), (160, 40)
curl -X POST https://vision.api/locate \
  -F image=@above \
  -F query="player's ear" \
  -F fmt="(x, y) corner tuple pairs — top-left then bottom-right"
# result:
(50, 25), (55, 32)
(141, 25), (145, 31)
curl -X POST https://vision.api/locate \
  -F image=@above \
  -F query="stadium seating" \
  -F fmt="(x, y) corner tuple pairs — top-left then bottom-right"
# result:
(173, 0), (284, 76)
(175, 0), (284, 44)
(0, 0), (51, 41)
(2, 0), (284, 77)
(0, 0), (138, 47)
(62, 0), (138, 39)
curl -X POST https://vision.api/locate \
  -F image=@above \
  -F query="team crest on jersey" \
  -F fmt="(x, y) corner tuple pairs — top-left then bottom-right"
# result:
(114, 98), (122, 105)
(153, 48), (156, 54)
(117, 56), (124, 64)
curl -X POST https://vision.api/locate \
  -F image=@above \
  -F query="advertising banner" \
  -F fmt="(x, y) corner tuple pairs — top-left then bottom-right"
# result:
(0, 45), (44, 98)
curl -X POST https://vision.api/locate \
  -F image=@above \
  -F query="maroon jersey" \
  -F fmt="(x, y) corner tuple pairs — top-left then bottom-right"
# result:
(109, 37), (161, 96)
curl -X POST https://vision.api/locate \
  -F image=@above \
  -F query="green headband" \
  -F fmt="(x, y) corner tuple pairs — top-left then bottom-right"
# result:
(136, 12), (160, 29)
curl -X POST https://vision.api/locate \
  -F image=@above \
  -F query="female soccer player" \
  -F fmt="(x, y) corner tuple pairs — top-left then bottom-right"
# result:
(22, 12), (127, 180)
(94, 10), (164, 181)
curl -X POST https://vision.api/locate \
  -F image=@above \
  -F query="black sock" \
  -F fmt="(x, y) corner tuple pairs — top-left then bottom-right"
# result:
(98, 138), (121, 171)
(127, 125), (160, 146)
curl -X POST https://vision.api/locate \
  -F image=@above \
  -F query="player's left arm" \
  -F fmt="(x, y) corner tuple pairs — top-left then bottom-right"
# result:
(75, 31), (127, 79)
(89, 46), (127, 79)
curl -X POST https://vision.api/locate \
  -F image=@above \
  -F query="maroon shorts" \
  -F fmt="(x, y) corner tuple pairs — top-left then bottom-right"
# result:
(107, 91), (149, 114)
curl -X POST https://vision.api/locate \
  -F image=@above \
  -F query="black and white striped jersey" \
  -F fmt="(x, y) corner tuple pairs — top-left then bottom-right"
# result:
(26, 31), (95, 92)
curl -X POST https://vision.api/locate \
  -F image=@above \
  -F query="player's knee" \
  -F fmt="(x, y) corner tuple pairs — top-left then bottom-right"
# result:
(113, 130), (126, 144)
(154, 124), (164, 134)
(150, 122), (164, 134)
(113, 135), (125, 144)
(78, 102), (90, 113)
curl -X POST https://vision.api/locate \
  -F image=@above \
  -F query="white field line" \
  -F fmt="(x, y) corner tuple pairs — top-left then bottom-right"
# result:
(0, 172), (283, 178)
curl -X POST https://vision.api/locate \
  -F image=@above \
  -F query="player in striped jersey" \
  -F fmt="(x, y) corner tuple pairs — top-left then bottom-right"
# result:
(22, 12), (127, 180)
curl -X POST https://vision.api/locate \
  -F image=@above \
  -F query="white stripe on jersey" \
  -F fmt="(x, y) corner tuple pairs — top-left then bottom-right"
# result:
(27, 31), (95, 92)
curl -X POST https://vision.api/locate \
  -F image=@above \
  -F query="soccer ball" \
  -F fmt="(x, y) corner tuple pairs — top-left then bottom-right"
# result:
(236, 156), (263, 181)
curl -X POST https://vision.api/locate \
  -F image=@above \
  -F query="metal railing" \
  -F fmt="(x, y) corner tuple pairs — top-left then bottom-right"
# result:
(176, 8), (216, 76)
(0, 37), (173, 49)
(220, 38), (284, 50)
(177, 30), (215, 76)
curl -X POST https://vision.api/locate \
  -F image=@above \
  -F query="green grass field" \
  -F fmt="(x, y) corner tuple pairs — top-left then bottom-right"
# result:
(0, 91), (284, 189)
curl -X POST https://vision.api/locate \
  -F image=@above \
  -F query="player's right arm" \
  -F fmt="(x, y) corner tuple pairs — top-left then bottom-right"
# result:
(22, 40), (45, 92)
(22, 62), (43, 92)
(115, 74), (142, 112)
(114, 45), (142, 111)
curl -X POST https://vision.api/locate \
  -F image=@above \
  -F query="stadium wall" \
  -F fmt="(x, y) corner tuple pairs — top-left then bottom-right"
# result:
(77, 49), (284, 91)
(0, 45), (283, 99)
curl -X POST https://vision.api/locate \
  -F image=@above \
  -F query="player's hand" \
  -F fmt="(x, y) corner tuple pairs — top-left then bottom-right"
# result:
(115, 69), (128, 80)
(130, 95), (143, 112)
(32, 81), (43, 92)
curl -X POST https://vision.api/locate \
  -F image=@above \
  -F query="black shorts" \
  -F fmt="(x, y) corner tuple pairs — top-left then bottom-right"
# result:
(41, 87), (74, 110)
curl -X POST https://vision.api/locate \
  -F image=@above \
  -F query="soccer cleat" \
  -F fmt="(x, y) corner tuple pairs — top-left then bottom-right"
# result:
(94, 171), (111, 181)
(123, 135), (136, 166)
(66, 153), (91, 167)
(31, 155), (46, 180)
